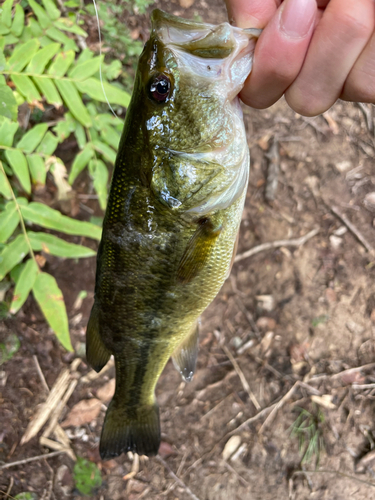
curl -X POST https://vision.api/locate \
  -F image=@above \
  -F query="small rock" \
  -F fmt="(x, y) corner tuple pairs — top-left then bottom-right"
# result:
(179, 0), (195, 7)
(346, 321), (365, 335)
(222, 435), (241, 461)
(256, 295), (274, 312)
(158, 441), (177, 459)
(329, 235), (342, 250)
(335, 160), (352, 172)
(256, 317), (276, 331)
(334, 225), (347, 236)
(364, 192), (375, 212)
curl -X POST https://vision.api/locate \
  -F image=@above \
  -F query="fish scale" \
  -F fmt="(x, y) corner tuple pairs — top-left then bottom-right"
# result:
(86, 9), (260, 459)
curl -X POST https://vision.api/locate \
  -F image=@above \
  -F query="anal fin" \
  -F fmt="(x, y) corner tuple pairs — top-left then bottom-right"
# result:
(172, 321), (199, 382)
(177, 218), (222, 284)
(86, 302), (111, 373)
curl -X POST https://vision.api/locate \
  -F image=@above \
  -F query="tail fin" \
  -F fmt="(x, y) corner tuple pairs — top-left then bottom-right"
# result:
(99, 400), (160, 459)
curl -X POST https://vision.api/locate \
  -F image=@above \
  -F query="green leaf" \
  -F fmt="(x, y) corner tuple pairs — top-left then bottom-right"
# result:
(27, 43), (60, 74)
(0, 23), (10, 36)
(0, 84), (18, 121)
(89, 159), (108, 210)
(1, 0), (13, 29)
(0, 161), (12, 198)
(69, 56), (102, 81)
(14, 493), (37, 500)
(55, 79), (92, 127)
(92, 140), (116, 163)
(73, 457), (102, 496)
(33, 76), (62, 106)
(27, 0), (52, 29)
(28, 231), (96, 258)
(0, 234), (28, 280)
(32, 272), (72, 351)
(3, 33), (18, 45)
(27, 18), (43, 38)
(41, 0), (61, 20)
(75, 78), (131, 107)
(0, 118), (18, 146)
(53, 119), (73, 142)
(5, 149), (31, 193)
(20, 202), (102, 240)
(27, 154), (46, 186)
(69, 144), (94, 184)
(48, 50), (75, 77)
(7, 39), (40, 71)
(17, 123), (48, 153)
(54, 18), (87, 37)
(74, 122), (86, 149)
(11, 75), (41, 103)
(10, 258), (39, 314)
(101, 125), (121, 150)
(45, 26), (77, 50)
(0, 201), (19, 243)
(0, 50), (6, 71)
(10, 4), (24, 37)
(36, 131), (59, 155)
(0, 333), (20, 365)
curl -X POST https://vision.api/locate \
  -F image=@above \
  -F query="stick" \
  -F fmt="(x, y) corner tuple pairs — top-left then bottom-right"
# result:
(258, 382), (299, 433)
(223, 346), (261, 410)
(234, 228), (320, 263)
(0, 450), (66, 470)
(293, 469), (375, 488)
(33, 355), (50, 393)
(156, 456), (202, 500)
(330, 205), (374, 254)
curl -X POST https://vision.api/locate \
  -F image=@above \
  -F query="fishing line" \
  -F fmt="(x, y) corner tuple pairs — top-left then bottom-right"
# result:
(91, 0), (119, 119)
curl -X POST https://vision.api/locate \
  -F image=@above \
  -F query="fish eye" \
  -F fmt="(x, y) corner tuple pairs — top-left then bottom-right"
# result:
(149, 74), (171, 103)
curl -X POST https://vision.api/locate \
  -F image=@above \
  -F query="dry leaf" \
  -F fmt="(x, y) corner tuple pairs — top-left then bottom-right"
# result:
(48, 158), (72, 201)
(257, 133), (271, 150)
(311, 394), (336, 410)
(61, 399), (102, 427)
(97, 379), (116, 402)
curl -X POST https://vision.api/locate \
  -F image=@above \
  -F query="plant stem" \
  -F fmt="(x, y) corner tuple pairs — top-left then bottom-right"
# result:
(0, 161), (40, 272)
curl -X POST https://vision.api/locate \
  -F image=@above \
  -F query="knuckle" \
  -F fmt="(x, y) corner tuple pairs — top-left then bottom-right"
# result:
(331, 10), (374, 40)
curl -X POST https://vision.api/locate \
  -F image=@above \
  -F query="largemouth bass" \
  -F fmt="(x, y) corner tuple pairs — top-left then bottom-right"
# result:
(86, 9), (260, 459)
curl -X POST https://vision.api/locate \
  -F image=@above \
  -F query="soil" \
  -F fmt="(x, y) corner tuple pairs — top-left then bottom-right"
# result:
(1, 1), (375, 499)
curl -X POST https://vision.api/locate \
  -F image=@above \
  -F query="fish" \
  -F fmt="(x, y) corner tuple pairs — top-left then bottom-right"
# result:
(86, 9), (261, 460)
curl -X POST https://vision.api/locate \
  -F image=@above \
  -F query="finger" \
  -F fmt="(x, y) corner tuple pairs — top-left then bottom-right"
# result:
(225, 0), (281, 28)
(286, 0), (375, 116)
(239, 0), (317, 109)
(341, 32), (375, 103)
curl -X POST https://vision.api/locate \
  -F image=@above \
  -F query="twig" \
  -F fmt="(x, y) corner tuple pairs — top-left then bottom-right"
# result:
(258, 382), (299, 433)
(6, 477), (13, 498)
(156, 456), (202, 500)
(223, 346), (261, 411)
(33, 355), (50, 393)
(235, 228), (320, 263)
(0, 450), (66, 470)
(293, 469), (375, 488)
(223, 460), (250, 487)
(308, 362), (375, 384)
(330, 205), (374, 254)
(265, 137), (280, 202)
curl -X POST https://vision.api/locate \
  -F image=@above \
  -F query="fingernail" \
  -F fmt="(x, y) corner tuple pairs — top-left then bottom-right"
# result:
(280, 0), (316, 38)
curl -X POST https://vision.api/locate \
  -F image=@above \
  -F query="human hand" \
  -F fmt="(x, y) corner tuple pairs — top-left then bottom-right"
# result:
(225, 0), (375, 116)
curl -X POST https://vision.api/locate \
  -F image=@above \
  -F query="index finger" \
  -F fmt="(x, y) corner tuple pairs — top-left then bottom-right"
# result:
(225, 0), (282, 28)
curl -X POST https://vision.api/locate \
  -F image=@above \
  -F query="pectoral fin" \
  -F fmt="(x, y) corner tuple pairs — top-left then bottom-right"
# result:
(86, 302), (111, 373)
(177, 218), (222, 284)
(172, 321), (199, 382)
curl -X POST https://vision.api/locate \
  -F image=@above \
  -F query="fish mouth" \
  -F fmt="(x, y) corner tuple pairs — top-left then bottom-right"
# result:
(151, 9), (258, 60)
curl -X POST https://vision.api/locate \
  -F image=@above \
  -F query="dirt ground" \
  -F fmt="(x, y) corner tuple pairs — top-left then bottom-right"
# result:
(1, 1), (375, 499)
